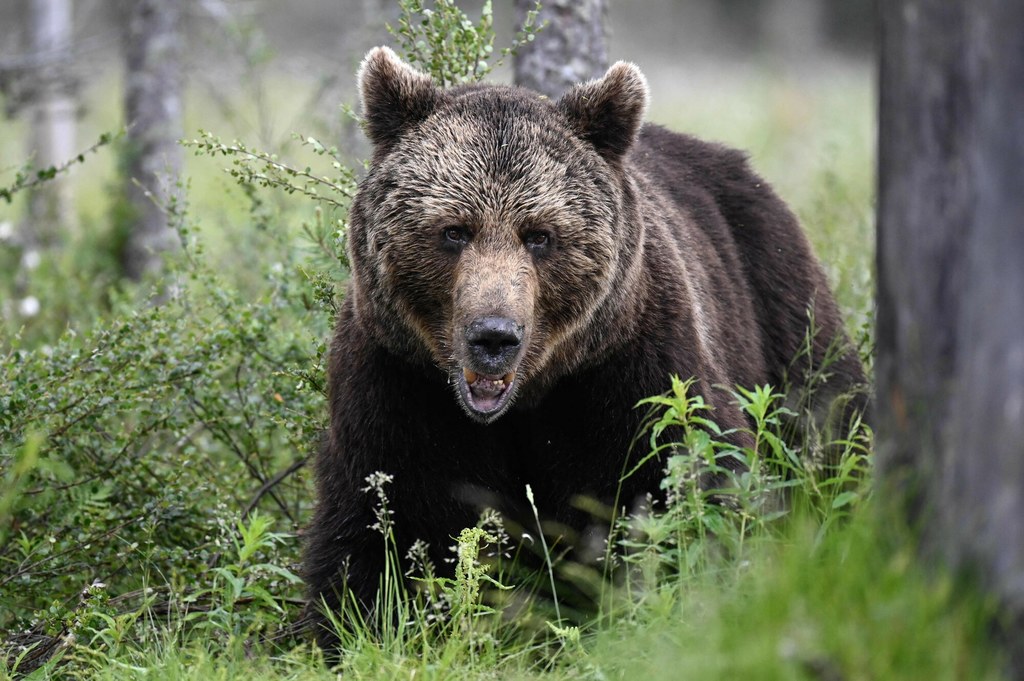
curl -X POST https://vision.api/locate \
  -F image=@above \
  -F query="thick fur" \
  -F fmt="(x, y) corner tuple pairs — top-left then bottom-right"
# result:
(304, 47), (867, 648)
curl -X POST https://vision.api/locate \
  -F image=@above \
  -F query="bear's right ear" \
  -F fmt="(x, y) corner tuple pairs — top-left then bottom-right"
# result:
(358, 46), (444, 152)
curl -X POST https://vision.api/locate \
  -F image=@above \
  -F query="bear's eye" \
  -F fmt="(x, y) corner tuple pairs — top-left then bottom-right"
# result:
(524, 230), (551, 250)
(442, 226), (470, 247)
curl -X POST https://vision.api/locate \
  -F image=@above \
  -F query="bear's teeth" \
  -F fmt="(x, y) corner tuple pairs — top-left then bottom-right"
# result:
(464, 369), (515, 389)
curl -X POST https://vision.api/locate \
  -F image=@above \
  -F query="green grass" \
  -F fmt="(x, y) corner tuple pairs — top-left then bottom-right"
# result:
(10, 512), (1003, 680)
(588, 525), (1003, 681)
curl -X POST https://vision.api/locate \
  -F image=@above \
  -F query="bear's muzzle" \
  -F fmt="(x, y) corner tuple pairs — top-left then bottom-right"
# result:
(454, 316), (526, 421)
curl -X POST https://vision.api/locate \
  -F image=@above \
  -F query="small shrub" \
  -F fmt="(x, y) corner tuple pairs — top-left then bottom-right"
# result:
(615, 374), (871, 599)
(390, 0), (542, 86)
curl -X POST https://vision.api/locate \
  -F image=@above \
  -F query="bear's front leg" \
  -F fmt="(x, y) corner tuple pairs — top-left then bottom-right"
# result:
(303, 472), (390, 651)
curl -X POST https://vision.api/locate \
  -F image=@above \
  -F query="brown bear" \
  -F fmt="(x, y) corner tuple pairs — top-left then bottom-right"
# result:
(304, 46), (867, 647)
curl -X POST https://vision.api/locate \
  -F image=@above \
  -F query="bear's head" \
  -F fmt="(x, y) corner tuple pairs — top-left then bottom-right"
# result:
(348, 46), (649, 423)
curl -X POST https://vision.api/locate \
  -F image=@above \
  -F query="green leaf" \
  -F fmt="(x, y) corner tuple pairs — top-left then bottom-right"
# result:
(831, 491), (860, 509)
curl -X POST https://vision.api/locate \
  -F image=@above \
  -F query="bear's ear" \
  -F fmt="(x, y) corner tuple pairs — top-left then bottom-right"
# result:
(556, 61), (649, 162)
(358, 46), (444, 152)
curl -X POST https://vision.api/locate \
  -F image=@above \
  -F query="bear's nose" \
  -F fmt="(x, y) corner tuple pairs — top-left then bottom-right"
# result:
(466, 317), (523, 370)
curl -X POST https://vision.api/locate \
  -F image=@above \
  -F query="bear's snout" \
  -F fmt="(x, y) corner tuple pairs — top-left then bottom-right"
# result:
(453, 315), (527, 421)
(465, 316), (524, 374)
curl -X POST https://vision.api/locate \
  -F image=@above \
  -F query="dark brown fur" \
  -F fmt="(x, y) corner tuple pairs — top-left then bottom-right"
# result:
(304, 47), (867, 648)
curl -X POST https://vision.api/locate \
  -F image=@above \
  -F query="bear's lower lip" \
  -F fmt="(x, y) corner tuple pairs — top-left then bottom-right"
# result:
(457, 368), (517, 420)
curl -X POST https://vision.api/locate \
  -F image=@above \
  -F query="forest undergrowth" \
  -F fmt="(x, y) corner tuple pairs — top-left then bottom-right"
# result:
(0, 1), (1007, 679)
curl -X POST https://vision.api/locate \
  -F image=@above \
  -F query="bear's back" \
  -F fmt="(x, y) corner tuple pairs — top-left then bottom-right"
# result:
(628, 123), (850, 393)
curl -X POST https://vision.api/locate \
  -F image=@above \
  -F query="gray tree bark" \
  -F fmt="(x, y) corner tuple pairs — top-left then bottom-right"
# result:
(877, 1), (1024, 674)
(121, 0), (184, 280)
(24, 0), (77, 255)
(513, 0), (609, 98)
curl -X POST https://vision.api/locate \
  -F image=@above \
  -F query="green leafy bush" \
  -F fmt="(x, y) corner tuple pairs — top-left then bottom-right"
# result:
(390, 0), (541, 86)
(0, 239), (330, 635)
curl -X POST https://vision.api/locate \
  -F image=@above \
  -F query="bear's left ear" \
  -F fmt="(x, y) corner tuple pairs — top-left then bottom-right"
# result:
(556, 61), (649, 163)
(358, 46), (445, 153)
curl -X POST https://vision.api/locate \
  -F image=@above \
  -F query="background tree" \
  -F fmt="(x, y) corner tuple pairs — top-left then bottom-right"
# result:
(512, 0), (608, 98)
(120, 0), (184, 280)
(24, 0), (77, 255)
(877, 0), (1024, 675)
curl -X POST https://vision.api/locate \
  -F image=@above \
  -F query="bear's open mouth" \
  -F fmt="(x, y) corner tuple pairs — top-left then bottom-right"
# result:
(457, 367), (517, 419)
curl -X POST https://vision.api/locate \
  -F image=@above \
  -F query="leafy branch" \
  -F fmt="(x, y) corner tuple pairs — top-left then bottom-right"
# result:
(391, 0), (543, 86)
(182, 131), (358, 211)
(0, 130), (123, 204)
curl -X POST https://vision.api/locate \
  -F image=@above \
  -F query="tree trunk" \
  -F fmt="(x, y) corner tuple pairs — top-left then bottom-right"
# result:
(24, 0), (76, 255)
(877, 1), (1024, 674)
(512, 0), (609, 98)
(121, 0), (184, 281)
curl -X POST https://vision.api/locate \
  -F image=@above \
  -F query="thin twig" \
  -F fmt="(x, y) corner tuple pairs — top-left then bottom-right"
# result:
(242, 457), (308, 521)
(0, 131), (122, 204)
